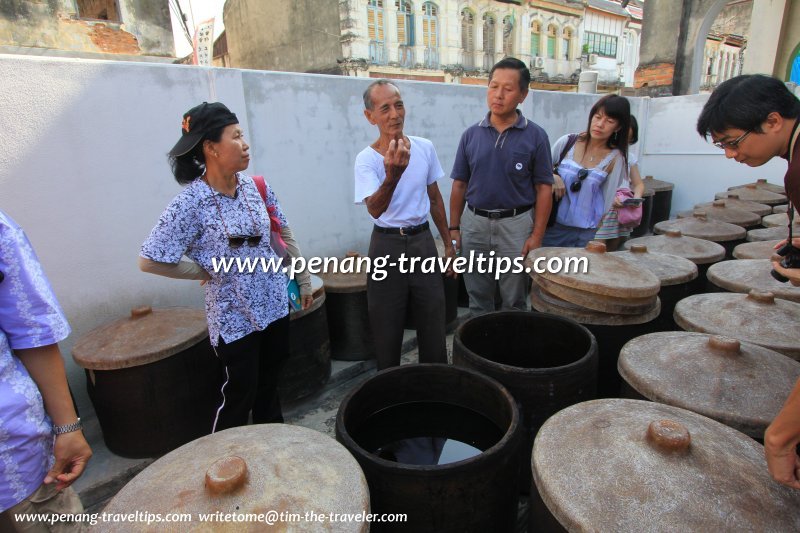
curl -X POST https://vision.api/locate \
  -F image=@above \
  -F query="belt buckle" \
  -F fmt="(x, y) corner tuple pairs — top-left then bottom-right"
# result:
(488, 211), (502, 219)
(399, 226), (406, 236)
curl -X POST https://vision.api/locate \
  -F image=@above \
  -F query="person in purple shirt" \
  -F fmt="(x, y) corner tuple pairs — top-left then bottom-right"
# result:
(449, 57), (553, 314)
(0, 209), (92, 531)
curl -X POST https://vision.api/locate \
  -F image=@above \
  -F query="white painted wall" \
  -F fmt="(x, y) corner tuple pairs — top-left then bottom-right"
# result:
(0, 54), (786, 417)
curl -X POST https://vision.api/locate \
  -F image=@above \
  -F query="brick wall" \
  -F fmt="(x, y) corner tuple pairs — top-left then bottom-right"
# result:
(634, 62), (675, 89)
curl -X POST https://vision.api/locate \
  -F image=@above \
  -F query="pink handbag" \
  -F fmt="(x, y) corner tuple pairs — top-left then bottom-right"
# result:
(251, 175), (289, 259)
(615, 188), (642, 227)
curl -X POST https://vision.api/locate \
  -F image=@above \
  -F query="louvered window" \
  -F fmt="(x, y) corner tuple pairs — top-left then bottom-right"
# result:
(396, 0), (414, 46)
(422, 2), (438, 47)
(546, 24), (557, 59)
(562, 28), (572, 60)
(502, 15), (514, 56)
(530, 20), (541, 56)
(461, 9), (475, 52)
(367, 0), (385, 42)
(483, 13), (496, 54)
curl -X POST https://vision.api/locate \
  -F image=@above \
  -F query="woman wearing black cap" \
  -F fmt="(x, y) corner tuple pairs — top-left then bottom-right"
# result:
(138, 102), (312, 432)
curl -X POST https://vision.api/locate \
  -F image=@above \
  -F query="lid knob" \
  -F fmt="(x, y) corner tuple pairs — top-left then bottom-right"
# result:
(747, 290), (775, 304)
(630, 244), (648, 254)
(205, 456), (248, 495)
(647, 420), (691, 453)
(131, 306), (152, 319)
(745, 184), (757, 189)
(708, 335), (741, 354)
(645, 175), (654, 180)
(665, 230), (683, 238)
(586, 241), (607, 253)
(693, 211), (708, 220)
(757, 179), (767, 184)
(727, 193), (740, 200)
(713, 200), (726, 207)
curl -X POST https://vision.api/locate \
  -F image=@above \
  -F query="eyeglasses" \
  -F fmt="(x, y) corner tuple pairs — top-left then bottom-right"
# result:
(228, 235), (262, 248)
(712, 130), (751, 150)
(205, 177), (263, 249)
(570, 168), (589, 193)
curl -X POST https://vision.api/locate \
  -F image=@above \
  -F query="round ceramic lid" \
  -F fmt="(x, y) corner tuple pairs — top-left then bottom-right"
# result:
(642, 175), (674, 192)
(674, 290), (800, 360)
(318, 252), (368, 293)
(611, 246), (698, 286)
(527, 241), (660, 298)
(733, 239), (784, 259)
(101, 424), (370, 532)
(71, 307), (208, 370)
(696, 196), (772, 216)
(763, 212), (792, 228)
(654, 212), (746, 242)
(728, 179), (786, 196)
(618, 332), (800, 437)
(290, 275), (326, 321)
(747, 226), (791, 242)
(530, 279), (660, 326)
(532, 399), (800, 532)
(717, 186), (786, 205)
(707, 259), (800, 303)
(625, 231), (726, 265)
(676, 201), (760, 228)
(533, 273), (658, 315)
(774, 204), (789, 214)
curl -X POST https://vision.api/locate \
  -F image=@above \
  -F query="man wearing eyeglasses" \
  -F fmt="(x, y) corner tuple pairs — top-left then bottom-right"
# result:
(697, 75), (800, 284)
(698, 74), (800, 491)
(449, 57), (553, 315)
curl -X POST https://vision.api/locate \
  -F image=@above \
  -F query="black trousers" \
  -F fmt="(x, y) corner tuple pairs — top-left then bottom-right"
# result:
(211, 314), (290, 432)
(367, 228), (447, 370)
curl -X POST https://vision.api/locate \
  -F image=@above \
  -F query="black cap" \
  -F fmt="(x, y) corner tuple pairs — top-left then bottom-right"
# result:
(169, 102), (239, 157)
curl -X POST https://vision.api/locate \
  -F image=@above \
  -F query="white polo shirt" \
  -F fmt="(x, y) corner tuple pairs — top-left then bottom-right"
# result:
(354, 136), (443, 228)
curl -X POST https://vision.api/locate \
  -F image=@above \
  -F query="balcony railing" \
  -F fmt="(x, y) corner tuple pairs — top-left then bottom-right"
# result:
(398, 45), (415, 68)
(424, 47), (439, 69)
(369, 41), (386, 65)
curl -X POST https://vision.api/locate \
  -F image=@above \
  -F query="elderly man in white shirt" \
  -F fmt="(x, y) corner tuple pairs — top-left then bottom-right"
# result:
(354, 79), (454, 370)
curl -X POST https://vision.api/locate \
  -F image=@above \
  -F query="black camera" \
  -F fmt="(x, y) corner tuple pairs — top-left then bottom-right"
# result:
(771, 241), (800, 283)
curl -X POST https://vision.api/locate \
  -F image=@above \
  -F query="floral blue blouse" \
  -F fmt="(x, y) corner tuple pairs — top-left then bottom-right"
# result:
(0, 210), (70, 511)
(141, 173), (289, 346)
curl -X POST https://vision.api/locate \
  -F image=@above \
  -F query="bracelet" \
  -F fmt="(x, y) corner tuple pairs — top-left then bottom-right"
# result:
(448, 226), (460, 231)
(53, 418), (82, 435)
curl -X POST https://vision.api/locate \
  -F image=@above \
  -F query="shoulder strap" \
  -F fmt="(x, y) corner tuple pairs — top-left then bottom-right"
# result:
(251, 175), (267, 204)
(556, 134), (579, 167)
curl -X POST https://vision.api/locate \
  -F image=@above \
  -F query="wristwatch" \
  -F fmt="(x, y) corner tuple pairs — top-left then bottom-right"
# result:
(53, 418), (82, 435)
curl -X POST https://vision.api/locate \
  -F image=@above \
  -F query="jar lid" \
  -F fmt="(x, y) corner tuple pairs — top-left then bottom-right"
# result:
(533, 273), (658, 315)
(532, 399), (800, 531)
(625, 233), (726, 265)
(619, 332), (800, 437)
(762, 212), (800, 228)
(318, 252), (368, 292)
(747, 226), (790, 242)
(674, 291), (800, 360)
(728, 179), (786, 196)
(642, 175), (674, 192)
(733, 239), (784, 259)
(696, 197), (772, 216)
(676, 203), (760, 228)
(707, 259), (800, 303)
(654, 216), (746, 242)
(612, 247), (698, 286)
(530, 279), (660, 326)
(101, 425), (369, 531)
(717, 187), (786, 205)
(71, 307), (207, 370)
(528, 241), (660, 298)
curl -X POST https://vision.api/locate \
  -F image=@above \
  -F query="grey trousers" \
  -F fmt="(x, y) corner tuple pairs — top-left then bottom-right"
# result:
(367, 227), (447, 370)
(460, 207), (533, 315)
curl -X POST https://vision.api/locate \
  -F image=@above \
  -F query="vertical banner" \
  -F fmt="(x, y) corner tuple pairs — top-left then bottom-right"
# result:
(192, 18), (215, 66)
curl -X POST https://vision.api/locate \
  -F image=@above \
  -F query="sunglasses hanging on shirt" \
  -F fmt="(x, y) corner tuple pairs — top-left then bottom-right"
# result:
(206, 178), (263, 249)
(570, 168), (590, 193)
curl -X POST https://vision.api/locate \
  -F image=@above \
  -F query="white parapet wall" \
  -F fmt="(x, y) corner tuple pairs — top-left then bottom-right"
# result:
(0, 54), (786, 415)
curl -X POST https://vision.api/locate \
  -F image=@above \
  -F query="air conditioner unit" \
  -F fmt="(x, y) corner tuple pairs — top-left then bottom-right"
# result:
(533, 56), (545, 68)
(588, 53), (598, 65)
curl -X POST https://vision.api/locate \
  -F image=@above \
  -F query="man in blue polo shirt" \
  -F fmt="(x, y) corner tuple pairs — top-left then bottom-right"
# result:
(449, 57), (553, 314)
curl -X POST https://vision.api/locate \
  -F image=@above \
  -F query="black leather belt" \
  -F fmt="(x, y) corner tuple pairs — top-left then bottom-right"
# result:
(373, 221), (429, 236)
(468, 204), (532, 219)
